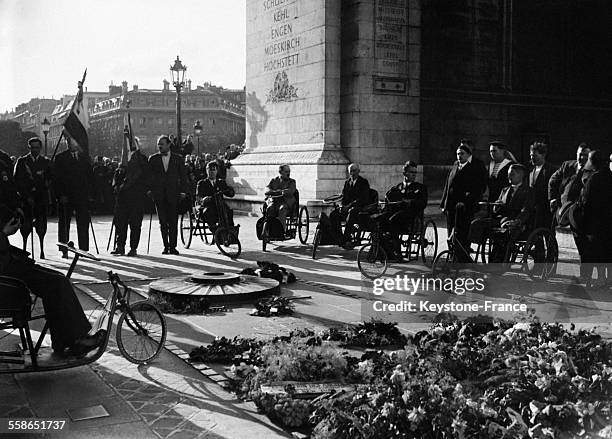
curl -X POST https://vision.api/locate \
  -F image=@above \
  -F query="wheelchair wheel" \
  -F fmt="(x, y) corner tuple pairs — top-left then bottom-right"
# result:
(180, 210), (193, 249)
(116, 301), (167, 365)
(421, 220), (438, 266)
(298, 206), (309, 244)
(522, 228), (558, 280)
(357, 242), (388, 279)
(312, 226), (321, 259)
(215, 227), (242, 259)
(476, 237), (492, 263)
(432, 250), (459, 279)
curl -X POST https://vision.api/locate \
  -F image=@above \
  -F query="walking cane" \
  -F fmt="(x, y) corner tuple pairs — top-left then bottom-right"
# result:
(89, 216), (99, 254)
(147, 199), (157, 254)
(106, 218), (115, 252)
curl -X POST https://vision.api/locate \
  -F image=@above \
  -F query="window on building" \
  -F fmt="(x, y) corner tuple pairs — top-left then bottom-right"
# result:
(157, 117), (163, 126)
(168, 118), (174, 127)
(139, 117), (146, 128)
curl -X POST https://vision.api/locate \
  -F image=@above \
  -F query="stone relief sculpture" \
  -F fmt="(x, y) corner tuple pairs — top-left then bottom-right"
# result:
(266, 71), (298, 103)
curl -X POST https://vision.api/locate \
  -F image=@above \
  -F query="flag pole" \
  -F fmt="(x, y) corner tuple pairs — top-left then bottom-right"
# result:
(51, 69), (87, 161)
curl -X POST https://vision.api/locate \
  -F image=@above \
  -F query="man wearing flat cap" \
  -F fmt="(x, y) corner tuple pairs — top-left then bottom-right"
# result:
(441, 139), (487, 261)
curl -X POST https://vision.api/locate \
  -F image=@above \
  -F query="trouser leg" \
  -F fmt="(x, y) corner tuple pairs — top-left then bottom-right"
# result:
(156, 201), (169, 249)
(167, 201), (179, 249)
(74, 202), (90, 251)
(25, 265), (91, 350)
(114, 202), (129, 250)
(58, 202), (72, 249)
(128, 199), (144, 250)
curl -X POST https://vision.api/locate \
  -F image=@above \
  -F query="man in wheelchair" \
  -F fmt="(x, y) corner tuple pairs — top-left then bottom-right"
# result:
(377, 161), (428, 260)
(333, 163), (372, 248)
(471, 164), (535, 263)
(264, 164), (296, 234)
(0, 205), (105, 355)
(196, 161), (235, 234)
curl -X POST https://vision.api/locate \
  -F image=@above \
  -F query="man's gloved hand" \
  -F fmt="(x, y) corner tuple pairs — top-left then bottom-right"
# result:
(2, 217), (20, 236)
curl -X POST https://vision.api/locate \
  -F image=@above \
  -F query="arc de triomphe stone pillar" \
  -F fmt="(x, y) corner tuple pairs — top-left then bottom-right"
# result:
(229, 0), (421, 212)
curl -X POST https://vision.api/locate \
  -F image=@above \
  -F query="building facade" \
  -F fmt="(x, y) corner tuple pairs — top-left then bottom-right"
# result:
(89, 81), (245, 158)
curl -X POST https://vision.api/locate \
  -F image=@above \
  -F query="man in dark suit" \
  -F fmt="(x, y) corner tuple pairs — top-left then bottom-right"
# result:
(147, 135), (188, 255)
(528, 142), (556, 229)
(0, 205), (105, 354)
(548, 142), (591, 279)
(487, 141), (514, 202)
(53, 133), (94, 257)
(14, 138), (52, 258)
(384, 161), (428, 233)
(111, 138), (150, 257)
(440, 140), (487, 261)
(381, 161), (428, 259)
(489, 164), (535, 262)
(196, 161), (235, 232)
(264, 164), (296, 232)
(576, 150), (612, 287)
(339, 163), (371, 247)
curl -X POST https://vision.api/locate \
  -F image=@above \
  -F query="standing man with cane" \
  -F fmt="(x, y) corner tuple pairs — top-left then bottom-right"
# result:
(147, 135), (188, 255)
(53, 131), (94, 258)
(14, 137), (52, 258)
(110, 134), (150, 257)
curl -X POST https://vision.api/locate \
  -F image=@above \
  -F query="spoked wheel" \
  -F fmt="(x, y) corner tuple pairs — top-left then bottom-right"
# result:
(431, 250), (459, 279)
(477, 236), (492, 263)
(180, 210), (194, 249)
(215, 227), (242, 259)
(312, 226), (321, 259)
(421, 220), (438, 266)
(298, 206), (310, 244)
(357, 242), (388, 279)
(522, 228), (558, 280)
(116, 301), (167, 364)
(262, 221), (269, 252)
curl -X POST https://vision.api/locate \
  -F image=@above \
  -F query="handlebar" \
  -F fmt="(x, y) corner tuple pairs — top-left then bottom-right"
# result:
(107, 271), (129, 299)
(323, 194), (342, 203)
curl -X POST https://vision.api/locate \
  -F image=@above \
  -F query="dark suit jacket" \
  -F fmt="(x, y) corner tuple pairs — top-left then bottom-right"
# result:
(341, 175), (370, 208)
(494, 184), (535, 227)
(579, 170), (612, 235)
(440, 157), (487, 211)
(385, 181), (428, 214)
(148, 152), (188, 203)
(529, 162), (556, 227)
(548, 160), (581, 205)
(113, 150), (150, 200)
(53, 150), (94, 203)
(14, 154), (52, 205)
(197, 178), (235, 208)
(487, 159), (513, 202)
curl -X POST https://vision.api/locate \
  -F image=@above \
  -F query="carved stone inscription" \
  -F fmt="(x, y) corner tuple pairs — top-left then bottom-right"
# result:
(374, 0), (408, 76)
(262, 0), (300, 74)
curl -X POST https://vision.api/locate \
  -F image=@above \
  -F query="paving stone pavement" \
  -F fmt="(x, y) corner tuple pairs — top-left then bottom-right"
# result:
(1, 213), (610, 438)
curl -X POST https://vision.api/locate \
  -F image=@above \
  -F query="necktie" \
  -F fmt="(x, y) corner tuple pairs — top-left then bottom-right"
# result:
(530, 170), (535, 187)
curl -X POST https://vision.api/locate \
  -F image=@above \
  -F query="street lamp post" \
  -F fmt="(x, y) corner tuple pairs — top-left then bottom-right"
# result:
(170, 56), (187, 148)
(194, 120), (203, 157)
(41, 117), (50, 157)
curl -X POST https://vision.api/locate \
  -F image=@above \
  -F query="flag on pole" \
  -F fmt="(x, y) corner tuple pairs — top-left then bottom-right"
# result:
(120, 100), (134, 166)
(63, 69), (89, 155)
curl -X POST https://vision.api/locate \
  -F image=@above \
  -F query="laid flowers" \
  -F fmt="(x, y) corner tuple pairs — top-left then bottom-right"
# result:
(189, 318), (612, 438)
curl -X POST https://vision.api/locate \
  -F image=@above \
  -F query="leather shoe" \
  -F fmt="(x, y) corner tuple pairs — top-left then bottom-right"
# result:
(162, 248), (170, 255)
(61, 252), (69, 259)
(127, 249), (137, 257)
(110, 248), (125, 255)
(168, 248), (180, 255)
(70, 330), (107, 355)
